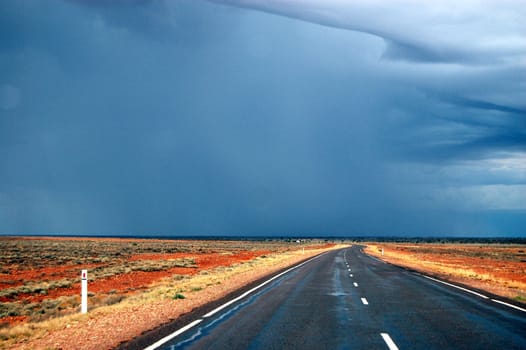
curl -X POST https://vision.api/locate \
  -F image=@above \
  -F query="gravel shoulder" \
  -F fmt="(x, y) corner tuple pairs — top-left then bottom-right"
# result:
(364, 243), (526, 305)
(7, 246), (342, 350)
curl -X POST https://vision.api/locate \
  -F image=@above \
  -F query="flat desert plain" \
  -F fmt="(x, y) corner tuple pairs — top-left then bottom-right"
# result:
(1, 238), (524, 349)
(365, 243), (526, 303)
(0, 236), (338, 350)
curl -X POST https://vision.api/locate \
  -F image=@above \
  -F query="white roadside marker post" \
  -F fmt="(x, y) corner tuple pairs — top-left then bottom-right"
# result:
(81, 270), (88, 313)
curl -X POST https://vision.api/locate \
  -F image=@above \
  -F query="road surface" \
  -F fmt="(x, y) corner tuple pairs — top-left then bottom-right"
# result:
(139, 246), (526, 350)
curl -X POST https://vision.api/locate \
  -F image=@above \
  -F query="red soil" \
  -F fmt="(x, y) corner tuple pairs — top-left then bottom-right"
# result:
(0, 263), (104, 290)
(0, 316), (28, 327)
(367, 244), (526, 301)
(0, 235), (331, 328)
(382, 245), (526, 285)
(0, 249), (271, 324)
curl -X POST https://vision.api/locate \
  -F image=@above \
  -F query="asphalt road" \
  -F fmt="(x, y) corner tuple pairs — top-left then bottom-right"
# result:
(141, 246), (526, 350)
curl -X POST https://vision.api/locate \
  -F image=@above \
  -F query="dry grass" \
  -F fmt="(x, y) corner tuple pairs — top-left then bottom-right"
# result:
(365, 243), (526, 303)
(0, 237), (342, 349)
(87, 257), (197, 279)
(0, 237), (292, 268)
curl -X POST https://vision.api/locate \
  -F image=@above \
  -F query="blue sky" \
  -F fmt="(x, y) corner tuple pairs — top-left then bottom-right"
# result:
(0, 0), (525, 236)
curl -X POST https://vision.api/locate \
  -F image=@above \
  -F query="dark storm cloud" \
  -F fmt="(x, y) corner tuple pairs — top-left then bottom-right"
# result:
(0, 0), (524, 236)
(431, 92), (526, 116)
(380, 88), (526, 162)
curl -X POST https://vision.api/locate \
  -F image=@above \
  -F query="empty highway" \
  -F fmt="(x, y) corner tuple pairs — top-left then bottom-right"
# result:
(138, 246), (526, 350)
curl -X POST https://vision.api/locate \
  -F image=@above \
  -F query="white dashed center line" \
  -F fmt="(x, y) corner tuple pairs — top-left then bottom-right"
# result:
(381, 333), (399, 350)
(361, 297), (368, 305)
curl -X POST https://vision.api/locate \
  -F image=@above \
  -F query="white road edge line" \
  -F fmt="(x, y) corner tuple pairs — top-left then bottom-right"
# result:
(361, 297), (368, 305)
(373, 254), (525, 313)
(143, 319), (203, 350)
(492, 299), (526, 313)
(143, 253), (326, 350)
(381, 333), (399, 350)
(422, 275), (489, 299)
(203, 254), (325, 318)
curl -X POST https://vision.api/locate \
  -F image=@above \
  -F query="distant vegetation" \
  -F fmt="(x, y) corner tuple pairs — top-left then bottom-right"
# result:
(366, 242), (526, 304)
(340, 237), (526, 244)
(0, 236), (314, 326)
(5, 234), (525, 245)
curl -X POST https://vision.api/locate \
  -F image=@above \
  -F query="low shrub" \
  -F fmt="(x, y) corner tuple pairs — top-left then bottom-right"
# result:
(172, 293), (185, 300)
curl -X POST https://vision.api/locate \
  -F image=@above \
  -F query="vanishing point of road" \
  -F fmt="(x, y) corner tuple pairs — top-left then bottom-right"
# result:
(125, 246), (526, 350)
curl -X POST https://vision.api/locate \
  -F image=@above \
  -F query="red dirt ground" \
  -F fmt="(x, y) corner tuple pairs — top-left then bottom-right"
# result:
(0, 263), (104, 290)
(0, 249), (271, 324)
(0, 236), (335, 328)
(366, 244), (526, 301)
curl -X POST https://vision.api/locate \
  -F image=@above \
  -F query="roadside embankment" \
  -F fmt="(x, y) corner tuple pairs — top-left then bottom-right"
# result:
(365, 243), (526, 305)
(3, 242), (344, 350)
